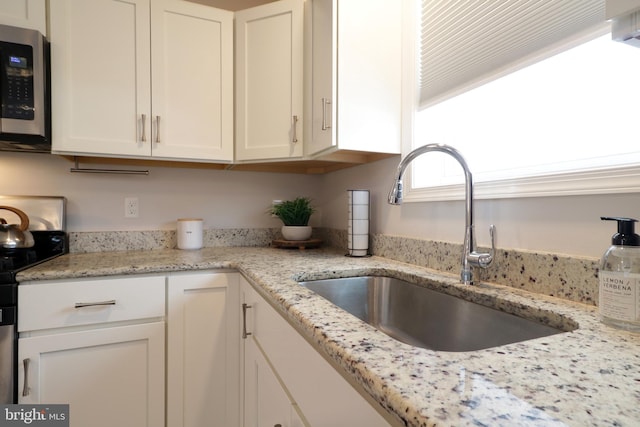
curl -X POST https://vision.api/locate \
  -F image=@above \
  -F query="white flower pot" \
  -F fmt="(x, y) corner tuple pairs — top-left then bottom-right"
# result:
(281, 225), (312, 241)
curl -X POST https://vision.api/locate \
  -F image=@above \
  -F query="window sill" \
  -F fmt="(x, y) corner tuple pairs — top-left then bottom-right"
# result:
(403, 164), (640, 202)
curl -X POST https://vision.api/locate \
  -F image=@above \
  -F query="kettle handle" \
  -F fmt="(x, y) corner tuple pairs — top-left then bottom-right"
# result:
(0, 206), (30, 231)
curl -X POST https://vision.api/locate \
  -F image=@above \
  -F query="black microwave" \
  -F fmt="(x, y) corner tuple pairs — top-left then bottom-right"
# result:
(0, 24), (50, 153)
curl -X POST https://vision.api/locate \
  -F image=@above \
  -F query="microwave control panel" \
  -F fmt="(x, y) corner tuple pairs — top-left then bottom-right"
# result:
(0, 41), (35, 121)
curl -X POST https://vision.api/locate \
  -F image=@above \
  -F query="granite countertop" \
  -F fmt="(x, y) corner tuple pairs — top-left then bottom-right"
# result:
(17, 247), (640, 427)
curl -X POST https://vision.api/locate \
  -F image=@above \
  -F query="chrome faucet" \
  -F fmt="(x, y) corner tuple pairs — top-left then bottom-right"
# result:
(388, 143), (496, 285)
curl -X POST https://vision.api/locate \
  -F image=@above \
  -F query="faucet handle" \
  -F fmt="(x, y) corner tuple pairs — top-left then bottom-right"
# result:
(468, 225), (496, 268)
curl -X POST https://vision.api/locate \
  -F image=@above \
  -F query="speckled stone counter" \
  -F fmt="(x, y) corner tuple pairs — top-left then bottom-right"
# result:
(17, 247), (640, 427)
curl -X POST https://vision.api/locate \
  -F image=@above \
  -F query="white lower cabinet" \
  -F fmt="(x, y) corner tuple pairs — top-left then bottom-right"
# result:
(240, 276), (391, 427)
(244, 336), (307, 427)
(19, 272), (242, 427)
(18, 323), (165, 427)
(18, 270), (390, 427)
(167, 271), (240, 427)
(18, 275), (166, 427)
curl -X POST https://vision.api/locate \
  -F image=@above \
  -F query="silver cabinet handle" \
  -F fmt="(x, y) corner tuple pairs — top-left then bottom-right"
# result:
(242, 303), (252, 339)
(292, 115), (298, 143)
(22, 358), (30, 397)
(155, 116), (161, 143)
(141, 114), (147, 142)
(74, 300), (116, 308)
(321, 97), (331, 130)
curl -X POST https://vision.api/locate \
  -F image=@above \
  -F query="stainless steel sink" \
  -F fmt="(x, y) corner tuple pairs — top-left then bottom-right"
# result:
(299, 276), (568, 352)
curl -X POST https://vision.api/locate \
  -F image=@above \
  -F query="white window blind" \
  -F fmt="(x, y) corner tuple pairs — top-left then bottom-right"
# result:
(419, 0), (606, 109)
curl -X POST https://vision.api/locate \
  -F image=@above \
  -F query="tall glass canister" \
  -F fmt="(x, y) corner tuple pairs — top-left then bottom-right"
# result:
(347, 190), (369, 256)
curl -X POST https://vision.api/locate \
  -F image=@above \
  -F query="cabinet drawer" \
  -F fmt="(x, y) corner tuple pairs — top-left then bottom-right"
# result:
(18, 276), (166, 332)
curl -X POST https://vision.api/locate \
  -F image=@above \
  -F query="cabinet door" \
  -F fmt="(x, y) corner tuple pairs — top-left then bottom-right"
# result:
(18, 322), (165, 427)
(50, 0), (152, 157)
(235, 0), (304, 161)
(167, 272), (240, 427)
(308, 0), (402, 157)
(0, 0), (46, 34)
(309, 0), (336, 155)
(244, 336), (302, 427)
(151, 0), (233, 162)
(242, 281), (309, 427)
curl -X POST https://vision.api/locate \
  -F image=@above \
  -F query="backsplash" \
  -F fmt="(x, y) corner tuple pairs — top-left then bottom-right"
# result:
(317, 228), (599, 306)
(69, 228), (282, 252)
(70, 227), (600, 306)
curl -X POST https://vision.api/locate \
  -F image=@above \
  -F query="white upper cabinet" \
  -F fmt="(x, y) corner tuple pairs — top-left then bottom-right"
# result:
(235, 0), (305, 161)
(151, 0), (233, 161)
(0, 0), (46, 34)
(308, 0), (402, 158)
(50, 0), (151, 158)
(50, 0), (233, 162)
(43, 0), (401, 171)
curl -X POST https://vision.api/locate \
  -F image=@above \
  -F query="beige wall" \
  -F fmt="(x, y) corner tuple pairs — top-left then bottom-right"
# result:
(319, 156), (640, 259)
(0, 152), (321, 231)
(2, 151), (638, 259)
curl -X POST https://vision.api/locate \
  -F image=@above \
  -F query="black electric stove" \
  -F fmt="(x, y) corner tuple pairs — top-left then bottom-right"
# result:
(0, 230), (67, 404)
(0, 231), (68, 285)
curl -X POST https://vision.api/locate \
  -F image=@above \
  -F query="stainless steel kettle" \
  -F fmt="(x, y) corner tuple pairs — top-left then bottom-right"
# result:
(0, 205), (35, 249)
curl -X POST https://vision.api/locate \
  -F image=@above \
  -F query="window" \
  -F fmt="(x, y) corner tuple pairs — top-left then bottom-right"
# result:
(405, 1), (640, 201)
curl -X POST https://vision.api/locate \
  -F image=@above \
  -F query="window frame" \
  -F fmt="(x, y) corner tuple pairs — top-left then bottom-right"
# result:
(401, 4), (640, 202)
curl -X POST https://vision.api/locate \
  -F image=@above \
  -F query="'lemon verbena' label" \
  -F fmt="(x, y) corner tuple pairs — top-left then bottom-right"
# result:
(599, 271), (640, 322)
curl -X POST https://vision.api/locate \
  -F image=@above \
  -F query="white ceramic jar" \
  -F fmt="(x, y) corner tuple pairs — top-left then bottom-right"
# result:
(176, 218), (203, 250)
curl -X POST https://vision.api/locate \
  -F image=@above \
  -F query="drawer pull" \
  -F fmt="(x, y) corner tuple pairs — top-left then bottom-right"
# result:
(155, 115), (161, 143)
(141, 114), (147, 142)
(22, 358), (30, 397)
(321, 97), (331, 130)
(242, 303), (252, 339)
(292, 115), (298, 143)
(74, 300), (116, 308)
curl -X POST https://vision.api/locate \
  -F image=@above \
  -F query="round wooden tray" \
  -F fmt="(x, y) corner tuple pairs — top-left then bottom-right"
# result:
(272, 238), (323, 250)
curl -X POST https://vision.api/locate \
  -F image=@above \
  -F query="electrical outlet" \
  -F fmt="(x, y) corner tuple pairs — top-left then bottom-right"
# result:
(271, 200), (282, 217)
(124, 197), (139, 218)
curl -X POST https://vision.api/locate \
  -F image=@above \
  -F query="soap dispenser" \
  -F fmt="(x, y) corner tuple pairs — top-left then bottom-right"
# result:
(599, 216), (640, 332)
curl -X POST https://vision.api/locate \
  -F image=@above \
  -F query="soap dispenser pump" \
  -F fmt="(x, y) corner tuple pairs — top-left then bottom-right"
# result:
(599, 216), (640, 331)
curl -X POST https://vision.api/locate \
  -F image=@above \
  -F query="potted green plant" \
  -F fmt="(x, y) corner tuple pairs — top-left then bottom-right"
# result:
(271, 197), (315, 241)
